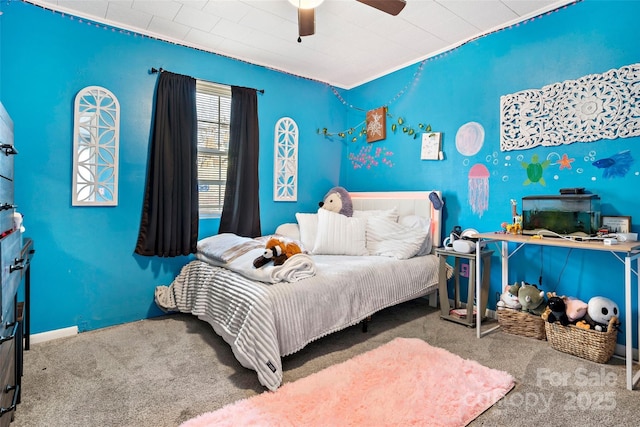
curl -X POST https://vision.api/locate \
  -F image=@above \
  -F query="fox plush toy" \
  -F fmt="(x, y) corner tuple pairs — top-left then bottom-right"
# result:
(253, 237), (302, 268)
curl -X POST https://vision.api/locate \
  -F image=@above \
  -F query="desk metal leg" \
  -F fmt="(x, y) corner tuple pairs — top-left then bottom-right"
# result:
(637, 256), (640, 389)
(501, 240), (509, 289)
(625, 256), (632, 389)
(625, 254), (640, 390)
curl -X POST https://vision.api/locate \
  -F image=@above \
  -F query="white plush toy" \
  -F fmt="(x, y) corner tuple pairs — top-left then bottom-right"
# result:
(496, 282), (522, 310)
(584, 296), (619, 332)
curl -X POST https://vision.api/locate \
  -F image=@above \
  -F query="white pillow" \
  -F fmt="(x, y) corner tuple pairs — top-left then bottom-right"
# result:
(275, 223), (301, 241)
(398, 215), (433, 256)
(295, 213), (318, 250)
(353, 207), (399, 222)
(366, 216), (428, 259)
(312, 209), (367, 255)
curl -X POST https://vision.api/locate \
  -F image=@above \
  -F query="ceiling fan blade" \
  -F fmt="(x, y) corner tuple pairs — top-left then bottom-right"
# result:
(356, 0), (406, 16)
(298, 8), (315, 37)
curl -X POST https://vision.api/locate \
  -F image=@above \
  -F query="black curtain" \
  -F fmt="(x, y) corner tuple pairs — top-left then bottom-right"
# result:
(135, 71), (199, 257)
(218, 86), (261, 237)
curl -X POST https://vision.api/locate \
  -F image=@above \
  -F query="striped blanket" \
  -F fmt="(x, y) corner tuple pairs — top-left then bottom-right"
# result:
(155, 253), (441, 390)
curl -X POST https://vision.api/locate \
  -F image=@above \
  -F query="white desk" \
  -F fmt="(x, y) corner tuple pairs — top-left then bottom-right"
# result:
(473, 232), (640, 391)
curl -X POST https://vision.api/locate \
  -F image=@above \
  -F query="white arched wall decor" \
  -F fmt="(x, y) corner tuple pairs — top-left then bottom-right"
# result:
(274, 117), (298, 202)
(500, 63), (640, 151)
(72, 86), (120, 206)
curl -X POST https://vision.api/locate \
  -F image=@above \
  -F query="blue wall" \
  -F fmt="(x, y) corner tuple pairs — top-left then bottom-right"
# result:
(0, 1), (345, 333)
(2, 0), (640, 348)
(342, 0), (640, 344)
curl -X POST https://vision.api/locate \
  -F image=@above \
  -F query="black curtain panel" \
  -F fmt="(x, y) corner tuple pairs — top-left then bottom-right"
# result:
(219, 86), (261, 237)
(135, 71), (199, 257)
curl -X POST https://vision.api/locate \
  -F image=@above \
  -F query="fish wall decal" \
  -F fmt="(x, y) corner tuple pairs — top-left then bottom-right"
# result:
(592, 150), (634, 178)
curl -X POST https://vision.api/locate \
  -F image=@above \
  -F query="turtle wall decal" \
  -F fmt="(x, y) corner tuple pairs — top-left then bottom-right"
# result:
(521, 154), (551, 186)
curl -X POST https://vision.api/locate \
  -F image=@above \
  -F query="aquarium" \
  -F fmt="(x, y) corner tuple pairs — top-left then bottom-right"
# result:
(522, 194), (601, 237)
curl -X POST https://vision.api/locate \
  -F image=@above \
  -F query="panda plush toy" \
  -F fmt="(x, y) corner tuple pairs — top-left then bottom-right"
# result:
(583, 296), (619, 332)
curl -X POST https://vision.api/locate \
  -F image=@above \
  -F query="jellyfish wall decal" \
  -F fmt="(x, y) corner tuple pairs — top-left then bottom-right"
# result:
(468, 163), (490, 217)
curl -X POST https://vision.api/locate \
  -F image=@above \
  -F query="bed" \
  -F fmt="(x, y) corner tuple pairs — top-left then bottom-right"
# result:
(155, 191), (444, 390)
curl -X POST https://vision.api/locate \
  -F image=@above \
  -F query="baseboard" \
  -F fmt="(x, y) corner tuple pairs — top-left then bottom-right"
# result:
(613, 344), (638, 360)
(29, 326), (78, 345)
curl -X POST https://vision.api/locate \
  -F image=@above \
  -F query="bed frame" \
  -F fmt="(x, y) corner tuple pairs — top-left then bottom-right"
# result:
(350, 190), (443, 248)
(157, 190), (445, 390)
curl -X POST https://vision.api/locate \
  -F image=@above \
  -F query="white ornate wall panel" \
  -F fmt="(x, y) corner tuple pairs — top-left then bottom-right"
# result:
(500, 63), (640, 152)
(72, 86), (120, 206)
(274, 117), (298, 202)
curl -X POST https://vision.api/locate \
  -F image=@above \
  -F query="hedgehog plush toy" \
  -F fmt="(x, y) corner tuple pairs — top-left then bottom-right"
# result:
(318, 186), (353, 217)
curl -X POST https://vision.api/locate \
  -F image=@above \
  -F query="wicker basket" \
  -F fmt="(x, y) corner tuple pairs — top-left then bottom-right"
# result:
(542, 311), (618, 364)
(497, 308), (546, 340)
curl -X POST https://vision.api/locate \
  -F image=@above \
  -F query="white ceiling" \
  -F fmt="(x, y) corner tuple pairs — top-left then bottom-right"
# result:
(35, 0), (575, 88)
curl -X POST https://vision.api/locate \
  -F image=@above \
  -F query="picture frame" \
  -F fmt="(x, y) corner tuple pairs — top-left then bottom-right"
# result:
(366, 106), (386, 143)
(601, 215), (631, 233)
(421, 132), (442, 160)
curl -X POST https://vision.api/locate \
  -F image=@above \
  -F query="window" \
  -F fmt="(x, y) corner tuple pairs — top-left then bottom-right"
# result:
(196, 80), (231, 216)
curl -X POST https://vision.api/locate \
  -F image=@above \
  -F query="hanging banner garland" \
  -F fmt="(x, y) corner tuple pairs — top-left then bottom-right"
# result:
(321, 0), (582, 143)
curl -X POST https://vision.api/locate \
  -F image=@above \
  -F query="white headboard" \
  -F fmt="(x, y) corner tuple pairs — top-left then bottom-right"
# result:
(350, 191), (443, 247)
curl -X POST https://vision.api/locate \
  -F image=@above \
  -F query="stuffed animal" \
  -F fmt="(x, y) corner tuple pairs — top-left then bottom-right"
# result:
(319, 186), (353, 217)
(546, 295), (569, 326)
(583, 296), (619, 332)
(496, 282), (522, 310)
(518, 282), (546, 315)
(253, 238), (302, 268)
(575, 320), (591, 330)
(565, 297), (588, 323)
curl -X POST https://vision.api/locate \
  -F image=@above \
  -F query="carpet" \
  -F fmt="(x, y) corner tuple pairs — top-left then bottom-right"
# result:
(181, 337), (515, 427)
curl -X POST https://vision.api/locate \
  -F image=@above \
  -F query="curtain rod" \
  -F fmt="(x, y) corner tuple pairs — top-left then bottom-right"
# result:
(150, 67), (265, 94)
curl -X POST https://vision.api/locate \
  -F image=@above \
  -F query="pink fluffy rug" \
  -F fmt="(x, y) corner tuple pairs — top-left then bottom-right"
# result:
(181, 337), (514, 427)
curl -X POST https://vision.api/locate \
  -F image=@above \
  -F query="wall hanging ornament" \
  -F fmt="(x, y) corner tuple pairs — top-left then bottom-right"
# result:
(366, 106), (386, 143)
(72, 86), (120, 206)
(500, 63), (640, 152)
(274, 117), (298, 201)
(321, 60), (430, 143)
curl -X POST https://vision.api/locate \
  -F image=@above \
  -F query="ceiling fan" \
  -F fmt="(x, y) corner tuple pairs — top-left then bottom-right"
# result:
(289, 0), (407, 42)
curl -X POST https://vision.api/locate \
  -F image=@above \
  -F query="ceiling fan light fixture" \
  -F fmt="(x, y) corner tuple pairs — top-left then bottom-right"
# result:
(288, 0), (324, 10)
